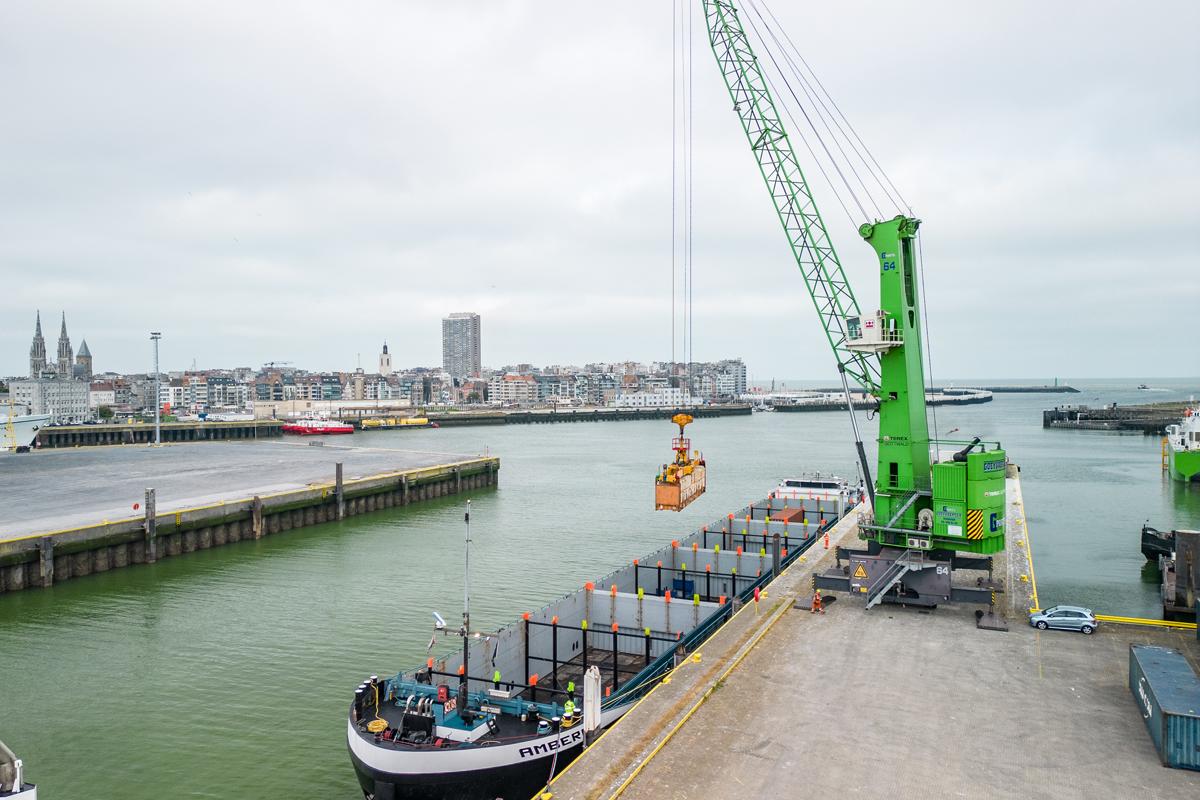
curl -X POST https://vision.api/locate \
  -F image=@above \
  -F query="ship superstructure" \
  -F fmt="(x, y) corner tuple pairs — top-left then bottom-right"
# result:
(1164, 408), (1200, 483)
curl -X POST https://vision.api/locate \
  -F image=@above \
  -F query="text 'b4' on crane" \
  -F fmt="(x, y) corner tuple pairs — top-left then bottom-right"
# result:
(655, 413), (706, 512)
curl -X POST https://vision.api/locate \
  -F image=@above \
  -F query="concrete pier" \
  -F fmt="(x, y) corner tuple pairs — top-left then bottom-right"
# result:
(544, 468), (1200, 800)
(0, 447), (498, 594)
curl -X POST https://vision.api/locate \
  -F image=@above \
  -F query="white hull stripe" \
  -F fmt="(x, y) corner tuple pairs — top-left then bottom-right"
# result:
(348, 703), (632, 776)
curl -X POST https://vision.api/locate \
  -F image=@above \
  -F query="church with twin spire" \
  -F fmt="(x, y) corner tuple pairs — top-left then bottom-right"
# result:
(28, 310), (92, 380)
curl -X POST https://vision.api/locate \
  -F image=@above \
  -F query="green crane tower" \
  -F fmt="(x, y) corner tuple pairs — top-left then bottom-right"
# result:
(703, 0), (1006, 607)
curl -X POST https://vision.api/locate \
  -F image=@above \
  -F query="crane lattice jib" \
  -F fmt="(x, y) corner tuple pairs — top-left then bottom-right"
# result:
(703, 0), (878, 393)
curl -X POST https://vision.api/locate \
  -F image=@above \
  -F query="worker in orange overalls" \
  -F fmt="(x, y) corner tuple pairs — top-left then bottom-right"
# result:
(810, 588), (824, 614)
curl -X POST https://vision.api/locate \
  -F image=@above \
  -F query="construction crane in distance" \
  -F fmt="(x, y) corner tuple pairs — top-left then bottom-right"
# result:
(702, 0), (1007, 611)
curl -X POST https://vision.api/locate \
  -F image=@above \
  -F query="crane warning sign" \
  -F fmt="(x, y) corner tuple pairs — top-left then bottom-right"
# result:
(852, 563), (868, 580)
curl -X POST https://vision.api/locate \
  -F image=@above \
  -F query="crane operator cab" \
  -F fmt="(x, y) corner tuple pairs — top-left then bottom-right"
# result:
(654, 413), (706, 512)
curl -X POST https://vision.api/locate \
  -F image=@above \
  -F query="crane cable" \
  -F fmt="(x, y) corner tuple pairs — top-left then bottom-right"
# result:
(671, 0), (678, 369)
(745, 0), (887, 219)
(738, 5), (871, 222)
(757, 0), (911, 214)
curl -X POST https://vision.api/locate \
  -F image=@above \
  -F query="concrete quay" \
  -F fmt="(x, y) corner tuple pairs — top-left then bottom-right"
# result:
(542, 469), (1200, 800)
(0, 442), (498, 594)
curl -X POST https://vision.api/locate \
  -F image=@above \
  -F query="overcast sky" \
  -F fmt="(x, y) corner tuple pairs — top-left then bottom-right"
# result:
(2, 1), (1196, 381)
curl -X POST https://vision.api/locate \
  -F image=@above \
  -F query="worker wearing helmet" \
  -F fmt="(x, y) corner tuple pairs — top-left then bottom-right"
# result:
(811, 588), (824, 615)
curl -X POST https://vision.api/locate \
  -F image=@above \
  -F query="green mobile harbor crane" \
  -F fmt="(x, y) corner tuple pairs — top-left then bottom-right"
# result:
(703, 1), (1007, 611)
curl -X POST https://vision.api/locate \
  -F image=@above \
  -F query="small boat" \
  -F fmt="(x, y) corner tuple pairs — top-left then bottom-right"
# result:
(1137, 384), (1150, 390)
(1141, 523), (1175, 561)
(751, 403), (774, 413)
(1, 412), (50, 453)
(360, 417), (433, 430)
(0, 740), (37, 799)
(770, 473), (857, 520)
(281, 418), (354, 435)
(1164, 407), (1200, 483)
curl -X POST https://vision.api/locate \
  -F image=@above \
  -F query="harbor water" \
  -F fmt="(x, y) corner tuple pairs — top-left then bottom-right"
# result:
(0, 379), (1196, 798)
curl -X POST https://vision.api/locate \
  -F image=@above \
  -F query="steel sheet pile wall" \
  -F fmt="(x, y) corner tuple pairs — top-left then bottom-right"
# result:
(1129, 645), (1200, 771)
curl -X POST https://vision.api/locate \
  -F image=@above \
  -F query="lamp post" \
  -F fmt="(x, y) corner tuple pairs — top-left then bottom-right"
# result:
(150, 332), (162, 446)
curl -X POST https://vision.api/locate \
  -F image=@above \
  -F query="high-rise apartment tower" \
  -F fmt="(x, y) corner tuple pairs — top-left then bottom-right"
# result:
(441, 313), (481, 379)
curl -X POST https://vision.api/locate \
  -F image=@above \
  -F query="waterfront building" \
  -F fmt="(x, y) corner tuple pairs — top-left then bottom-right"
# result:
(10, 375), (90, 423)
(442, 312), (482, 379)
(88, 381), (116, 410)
(487, 373), (537, 406)
(611, 386), (702, 408)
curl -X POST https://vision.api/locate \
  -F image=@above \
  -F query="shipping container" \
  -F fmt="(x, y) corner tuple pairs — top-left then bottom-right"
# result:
(1128, 645), (1200, 771)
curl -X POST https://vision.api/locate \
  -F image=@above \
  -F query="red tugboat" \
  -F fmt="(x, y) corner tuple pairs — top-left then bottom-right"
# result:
(281, 418), (355, 435)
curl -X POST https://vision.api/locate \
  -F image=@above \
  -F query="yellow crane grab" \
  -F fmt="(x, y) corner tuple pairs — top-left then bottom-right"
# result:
(655, 413), (706, 511)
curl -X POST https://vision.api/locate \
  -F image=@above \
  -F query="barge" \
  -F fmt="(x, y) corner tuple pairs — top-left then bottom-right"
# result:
(346, 489), (853, 800)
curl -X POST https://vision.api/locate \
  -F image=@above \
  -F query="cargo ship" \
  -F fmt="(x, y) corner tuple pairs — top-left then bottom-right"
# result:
(281, 418), (354, 435)
(346, 488), (851, 800)
(360, 417), (438, 430)
(1165, 408), (1200, 483)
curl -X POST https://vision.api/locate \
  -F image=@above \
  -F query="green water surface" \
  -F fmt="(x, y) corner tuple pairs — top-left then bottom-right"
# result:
(1, 379), (1196, 798)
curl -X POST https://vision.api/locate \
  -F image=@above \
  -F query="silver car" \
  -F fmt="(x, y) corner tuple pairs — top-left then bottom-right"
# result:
(1029, 605), (1098, 634)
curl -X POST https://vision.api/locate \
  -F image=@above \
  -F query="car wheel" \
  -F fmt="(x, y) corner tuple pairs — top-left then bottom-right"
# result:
(1080, 625), (1094, 635)
(1035, 620), (1048, 630)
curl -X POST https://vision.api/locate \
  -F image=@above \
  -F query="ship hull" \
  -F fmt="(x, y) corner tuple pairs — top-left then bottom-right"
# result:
(347, 706), (628, 800)
(1168, 447), (1200, 483)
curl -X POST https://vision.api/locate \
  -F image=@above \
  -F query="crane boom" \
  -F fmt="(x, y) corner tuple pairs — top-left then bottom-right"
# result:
(703, 0), (877, 393)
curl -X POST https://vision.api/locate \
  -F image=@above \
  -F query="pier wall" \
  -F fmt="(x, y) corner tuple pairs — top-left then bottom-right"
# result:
(423, 405), (751, 427)
(36, 420), (284, 448)
(0, 457), (499, 594)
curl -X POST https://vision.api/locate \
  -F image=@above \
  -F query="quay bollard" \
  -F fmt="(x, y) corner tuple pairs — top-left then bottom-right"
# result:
(335, 462), (345, 520)
(144, 488), (158, 563)
(251, 495), (264, 539)
(39, 537), (54, 588)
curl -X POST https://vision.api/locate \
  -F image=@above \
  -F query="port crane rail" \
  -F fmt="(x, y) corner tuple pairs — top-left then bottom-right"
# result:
(703, 0), (1006, 607)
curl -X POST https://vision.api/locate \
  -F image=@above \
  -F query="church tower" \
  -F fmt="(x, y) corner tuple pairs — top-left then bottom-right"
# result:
(57, 312), (74, 377)
(76, 339), (93, 380)
(379, 342), (393, 375)
(29, 311), (47, 378)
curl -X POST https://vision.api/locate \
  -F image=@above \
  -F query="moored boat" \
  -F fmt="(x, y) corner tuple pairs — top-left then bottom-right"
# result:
(0, 740), (36, 799)
(346, 492), (849, 800)
(281, 418), (354, 435)
(1164, 407), (1200, 483)
(1, 412), (50, 453)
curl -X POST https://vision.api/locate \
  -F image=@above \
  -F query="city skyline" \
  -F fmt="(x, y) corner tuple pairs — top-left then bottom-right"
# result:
(1, 3), (1196, 380)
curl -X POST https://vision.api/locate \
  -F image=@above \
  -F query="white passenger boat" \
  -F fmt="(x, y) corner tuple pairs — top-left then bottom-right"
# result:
(0, 412), (50, 452)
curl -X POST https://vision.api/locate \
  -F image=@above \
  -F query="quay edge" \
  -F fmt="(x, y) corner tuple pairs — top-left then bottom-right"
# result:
(0, 457), (498, 594)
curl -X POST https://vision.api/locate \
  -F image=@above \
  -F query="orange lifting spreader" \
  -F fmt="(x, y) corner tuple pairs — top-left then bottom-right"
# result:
(655, 413), (706, 512)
